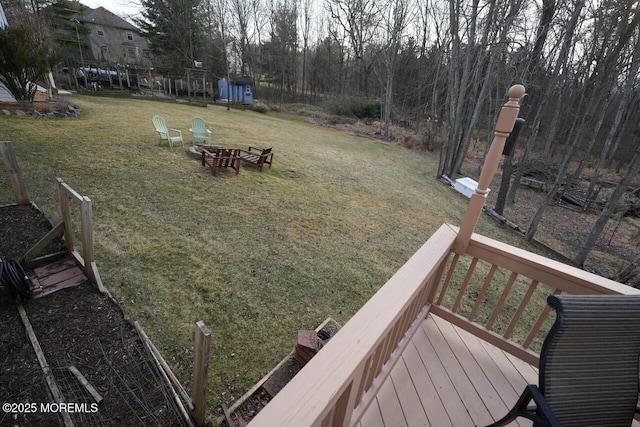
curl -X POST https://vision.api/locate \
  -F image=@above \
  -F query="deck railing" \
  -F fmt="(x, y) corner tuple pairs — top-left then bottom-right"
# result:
(247, 225), (640, 427)
(430, 226), (639, 367)
(247, 85), (640, 426)
(248, 223), (458, 426)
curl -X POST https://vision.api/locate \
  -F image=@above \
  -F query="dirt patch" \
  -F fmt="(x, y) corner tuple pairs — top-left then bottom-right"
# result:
(0, 204), (65, 261)
(490, 181), (640, 281)
(0, 204), (189, 426)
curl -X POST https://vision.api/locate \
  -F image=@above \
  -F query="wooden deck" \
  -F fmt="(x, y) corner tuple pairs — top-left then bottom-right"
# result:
(232, 87), (640, 427)
(358, 313), (640, 427)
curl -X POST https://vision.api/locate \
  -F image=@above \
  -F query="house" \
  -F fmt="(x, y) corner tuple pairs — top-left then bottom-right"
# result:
(244, 85), (640, 426)
(218, 77), (254, 104)
(76, 6), (151, 67)
(0, 1), (12, 102)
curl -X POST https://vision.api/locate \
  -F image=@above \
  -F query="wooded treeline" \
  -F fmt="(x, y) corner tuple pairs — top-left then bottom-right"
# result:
(133, 0), (639, 165)
(2, 0), (639, 271)
(135, 0), (640, 269)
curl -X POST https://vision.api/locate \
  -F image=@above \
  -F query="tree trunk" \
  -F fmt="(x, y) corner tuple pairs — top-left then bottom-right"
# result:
(506, 0), (584, 205)
(439, 0), (463, 177)
(451, 0), (524, 176)
(524, 120), (585, 242)
(572, 145), (640, 267)
(585, 30), (640, 200)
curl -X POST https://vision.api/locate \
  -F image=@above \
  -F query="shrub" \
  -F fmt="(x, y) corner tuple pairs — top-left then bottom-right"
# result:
(350, 98), (381, 121)
(321, 97), (381, 121)
(249, 101), (269, 114)
(321, 99), (352, 117)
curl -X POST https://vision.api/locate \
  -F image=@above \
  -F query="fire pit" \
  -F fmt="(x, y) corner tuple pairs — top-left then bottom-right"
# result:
(187, 144), (226, 160)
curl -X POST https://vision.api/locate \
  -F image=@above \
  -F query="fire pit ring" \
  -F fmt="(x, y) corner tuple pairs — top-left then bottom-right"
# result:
(187, 144), (226, 160)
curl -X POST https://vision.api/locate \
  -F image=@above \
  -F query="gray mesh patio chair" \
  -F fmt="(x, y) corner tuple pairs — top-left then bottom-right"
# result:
(485, 294), (640, 427)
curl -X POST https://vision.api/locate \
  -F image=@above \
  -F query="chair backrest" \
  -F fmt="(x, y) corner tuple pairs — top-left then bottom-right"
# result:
(256, 147), (272, 164)
(152, 115), (168, 135)
(540, 294), (640, 427)
(191, 117), (206, 135)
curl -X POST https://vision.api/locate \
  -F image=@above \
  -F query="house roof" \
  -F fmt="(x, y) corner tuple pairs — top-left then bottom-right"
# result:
(80, 6), (138, 32)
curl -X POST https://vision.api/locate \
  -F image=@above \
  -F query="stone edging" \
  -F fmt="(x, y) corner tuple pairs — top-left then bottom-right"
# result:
(0, 105), (81, 118)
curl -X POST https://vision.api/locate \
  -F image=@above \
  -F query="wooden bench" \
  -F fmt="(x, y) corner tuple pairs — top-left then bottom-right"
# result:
(201, 148), (241, 176)
(238, 146), (273, 172)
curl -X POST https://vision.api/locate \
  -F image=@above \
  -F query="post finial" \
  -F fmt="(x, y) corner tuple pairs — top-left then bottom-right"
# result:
(508, 84), (526, 100)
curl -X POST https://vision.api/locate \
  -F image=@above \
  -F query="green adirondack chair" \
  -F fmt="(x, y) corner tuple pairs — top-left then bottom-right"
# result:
(152, 115), (184, 148)
(189, 117), (212, 145)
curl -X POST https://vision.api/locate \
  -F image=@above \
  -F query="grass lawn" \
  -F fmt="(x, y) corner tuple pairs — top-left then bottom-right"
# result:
(0, 94), (535, 417)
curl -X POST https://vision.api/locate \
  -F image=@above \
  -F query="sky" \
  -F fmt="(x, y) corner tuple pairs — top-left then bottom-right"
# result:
(81, 0), (143, 23)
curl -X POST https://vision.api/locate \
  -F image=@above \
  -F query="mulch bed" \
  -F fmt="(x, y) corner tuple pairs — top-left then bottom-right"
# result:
(0, 204), (189, 426)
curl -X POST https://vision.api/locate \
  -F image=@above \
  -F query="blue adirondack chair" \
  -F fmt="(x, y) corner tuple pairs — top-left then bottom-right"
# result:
(152, 115), (184, 148)
(189, 117), (212, 145)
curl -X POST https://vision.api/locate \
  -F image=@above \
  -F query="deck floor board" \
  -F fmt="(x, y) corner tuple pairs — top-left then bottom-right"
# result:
(448, 322), (529, 427)
(361, 313), (640, 426)
(377, 366), (408, 426)
(435, 318), (515, 423)
(390, 356), (429, 426)
(410, 319), (475, 426)
(402, 341), (452, 426)
(359, 400), (385, 427)
(426, 316), (494, 424)
(362, 313), (536, 426)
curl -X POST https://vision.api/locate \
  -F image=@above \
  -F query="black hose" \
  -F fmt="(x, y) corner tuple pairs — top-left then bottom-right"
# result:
(0, 259), (35, 300)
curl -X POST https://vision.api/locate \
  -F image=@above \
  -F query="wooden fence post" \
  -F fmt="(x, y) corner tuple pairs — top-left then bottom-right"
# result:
(0, 141), (29, 205)
(453, 84), (525, 254)
(80, 196), (94, 268)
(192, 321), (211, 426)
(80, 195), (105, 292)
(57, 178), (74, 254)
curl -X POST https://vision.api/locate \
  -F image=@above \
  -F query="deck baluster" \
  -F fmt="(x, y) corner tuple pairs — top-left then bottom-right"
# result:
(486, 272), (518, 329)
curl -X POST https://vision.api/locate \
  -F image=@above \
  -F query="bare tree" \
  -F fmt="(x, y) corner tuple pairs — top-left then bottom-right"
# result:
(584, 18), (640, 201)
(378, 0), (412, 137)
(506, 0), (585, 205)
(264, 0), (298, 103)
(450, 0), (526, 176)
(230, 0), (253, 74)
(298, 0), (312, 101)
(573, 143), (640, 267)
(208, 0), (233, 109)
(325, 0), (379, 94)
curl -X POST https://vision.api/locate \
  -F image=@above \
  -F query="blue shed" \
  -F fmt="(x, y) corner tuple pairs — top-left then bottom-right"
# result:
(218, 77), (254, 104)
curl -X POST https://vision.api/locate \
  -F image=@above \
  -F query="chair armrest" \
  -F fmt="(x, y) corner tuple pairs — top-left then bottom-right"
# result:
(240, 148), (271, 158)
(206, 129), (212, 135)
(247, 145), (270, 152)
(526, 385), (561, 427)
(202, 148), (217, 157)
(484, 384), (561, 427)
(169, 128), (182, 136)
